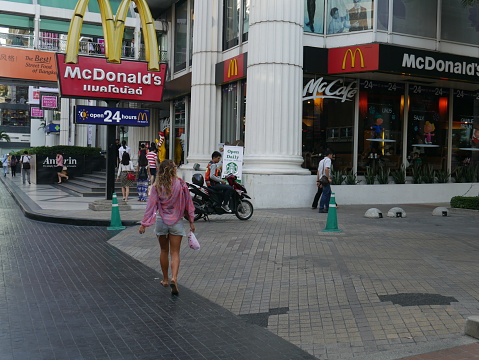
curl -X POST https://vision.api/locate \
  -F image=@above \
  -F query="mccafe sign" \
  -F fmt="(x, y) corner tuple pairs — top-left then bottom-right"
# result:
(303, 77), (357, 103)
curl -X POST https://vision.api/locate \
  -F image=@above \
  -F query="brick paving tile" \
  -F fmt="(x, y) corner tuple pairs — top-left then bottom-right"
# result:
(399, 342), (479, 359)
(0, 182), (315, 359)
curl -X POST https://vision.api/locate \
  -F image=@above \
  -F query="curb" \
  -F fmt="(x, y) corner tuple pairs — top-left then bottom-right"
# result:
(0, 176), (138, 227)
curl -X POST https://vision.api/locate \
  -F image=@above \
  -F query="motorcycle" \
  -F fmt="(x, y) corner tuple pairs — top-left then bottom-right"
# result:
(187, 173), (254, 221)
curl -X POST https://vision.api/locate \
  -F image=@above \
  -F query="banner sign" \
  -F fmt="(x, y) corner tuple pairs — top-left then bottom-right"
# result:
(75, 106), (150, 126)
(328, 44), (380, 74)
(30, 107), (44, 118)
(0, 48), (57, 82)
(46, 123), (60, 132)
(221, 145), (244, 181)
(56, 54), (168, 102)
(41, 95), (58, 109)
(215, 53), (247, 85)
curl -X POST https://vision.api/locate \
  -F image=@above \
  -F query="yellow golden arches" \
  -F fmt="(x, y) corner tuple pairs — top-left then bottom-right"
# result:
(65, 0), (160, 71)
(342, 48), (365, 70)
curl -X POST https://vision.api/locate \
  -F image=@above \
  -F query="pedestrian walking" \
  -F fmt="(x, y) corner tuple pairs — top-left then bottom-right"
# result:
(2, 154), (9, 177)
(311, 155), (324, 209)
(136, 152), (149, 201)
(55, 152), (69, 184)
(116, 152), (135, 202)
(10, 155), (17, 177)
(139, 159), (195, 296)
(146, 143), (158, 185)
(20, 151), (31, 184)
(118, 140), (131, 162)
(318, 151), (334, 213)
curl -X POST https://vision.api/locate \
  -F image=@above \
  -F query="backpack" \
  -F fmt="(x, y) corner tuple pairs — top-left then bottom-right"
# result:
(138, 166), (148, 180)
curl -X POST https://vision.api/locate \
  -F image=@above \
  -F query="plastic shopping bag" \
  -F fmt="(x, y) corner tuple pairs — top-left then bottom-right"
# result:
(188, 231), (200, 250)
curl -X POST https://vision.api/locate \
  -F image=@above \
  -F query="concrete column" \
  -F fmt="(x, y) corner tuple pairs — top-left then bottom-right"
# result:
(243, 0), (309, 175)
(59, 97), (70, 145)
(185, 0), (221, 167)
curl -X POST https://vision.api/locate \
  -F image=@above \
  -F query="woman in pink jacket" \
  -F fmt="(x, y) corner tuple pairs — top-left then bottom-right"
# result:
(139, 159), (195, 295)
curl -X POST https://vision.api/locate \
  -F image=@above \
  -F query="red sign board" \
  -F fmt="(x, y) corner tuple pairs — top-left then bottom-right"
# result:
(56, 54), (167, 102)
(41, 95), (58, 109)
(328, 44), (380, 74)
(223, 54), (245, 83)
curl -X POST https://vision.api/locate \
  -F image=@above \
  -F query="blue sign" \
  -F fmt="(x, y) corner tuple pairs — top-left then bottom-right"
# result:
(75, 106), (150, 126)
(46, 123), (60, 132)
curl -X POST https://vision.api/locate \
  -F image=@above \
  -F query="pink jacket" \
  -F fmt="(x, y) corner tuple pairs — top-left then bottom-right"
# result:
(141, 178), (195, 227)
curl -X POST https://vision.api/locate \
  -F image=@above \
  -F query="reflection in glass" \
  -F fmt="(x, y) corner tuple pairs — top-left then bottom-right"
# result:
(174, 99), (186, 165)
(302, 75), (355, 173)
(392, 0), (437, 38)
(377, 0), (389, 31)
(223, 0), (240, 50)
(174, 0), (188, 72)
(442, 0), (479, 46)
(358, 80), (404, 175)
(407, 86), (449, 173)
(243, 0), (249, 42)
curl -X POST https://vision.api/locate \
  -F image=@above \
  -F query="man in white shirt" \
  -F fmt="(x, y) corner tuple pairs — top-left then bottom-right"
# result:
(318, 151), (333, 213)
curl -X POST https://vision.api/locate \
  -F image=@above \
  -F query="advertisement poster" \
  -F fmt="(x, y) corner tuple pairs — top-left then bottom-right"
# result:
(0, 48), (57, 82)
(221, 145), (244, 181)
(30, 107), (44, 118)
(41, 95), (58, 109)
(326, 0), (374, 34)
(304, 0), (325, 34)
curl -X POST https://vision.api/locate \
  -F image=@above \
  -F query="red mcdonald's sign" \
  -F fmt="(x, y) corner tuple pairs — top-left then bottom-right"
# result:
(223, 54), (245, 82)
(328, 44), (379, 74)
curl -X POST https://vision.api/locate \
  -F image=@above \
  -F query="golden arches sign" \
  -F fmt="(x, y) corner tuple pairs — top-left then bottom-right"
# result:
(137, 112), (148, 121)
(227, 58), (238, 78)
(65, 0), (160, 71)
(342, 48), (365, 70)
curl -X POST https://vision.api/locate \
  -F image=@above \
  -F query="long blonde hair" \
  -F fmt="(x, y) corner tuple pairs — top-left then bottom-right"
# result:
(155, 159), (177, 196)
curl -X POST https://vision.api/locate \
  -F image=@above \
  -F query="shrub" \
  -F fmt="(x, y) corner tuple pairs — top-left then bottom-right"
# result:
(450, 196), (479, 210)
(412, 166), (422, 184)
(376, 167), (390, 184)
(345, 170), (360, 185)
(331, 169), (346, 185)
(365, 167), (376, 184)
(391, 165), (406, 184)
(12, 145), (103, 157)
(436, 169), (450, 183)
(422, 165), (436, 183)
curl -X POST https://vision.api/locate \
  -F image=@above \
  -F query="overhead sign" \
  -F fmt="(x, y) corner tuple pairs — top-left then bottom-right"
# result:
(215, 53), (247, 85)
(328, 44), (380, 74)
(0, 48), (57, 82)
(65, 0), (159, 71)
(75, 106), (150, 126)
(57, 54), (167, 101)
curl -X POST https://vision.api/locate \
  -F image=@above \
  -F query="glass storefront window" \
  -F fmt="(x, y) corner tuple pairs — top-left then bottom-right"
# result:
(442, 0), (479, 46)
(0, 108), (29, 126)
(358, 80), (405, 175)
(189, 0), (194, 66)
(174, 0), (188, 72)
(325, 0), (373, 35)
(242, 0), (249, 42)
(377, 0), (388, 31)
(221, 81), (246, 145)
(451, 90), (479, 170)
(407, 85), (449, 174)
(304, 0), (324, 34)
(223, 0), (240, 50)
(302, 75), (355, 173)
(174, 99), (186, 165)
(392, 0), (437, 38)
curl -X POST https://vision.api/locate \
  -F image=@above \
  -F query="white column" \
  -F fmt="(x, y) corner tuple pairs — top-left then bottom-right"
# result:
(59, 97), (70, 145)
(185, 0), (221, 168)
(243, 0), (309, 174)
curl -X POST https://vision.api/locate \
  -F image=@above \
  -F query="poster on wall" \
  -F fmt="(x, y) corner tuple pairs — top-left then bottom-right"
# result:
(304, 0), (325, 34)
(221, 145), (244, 181)
(326, 0), (374, 34)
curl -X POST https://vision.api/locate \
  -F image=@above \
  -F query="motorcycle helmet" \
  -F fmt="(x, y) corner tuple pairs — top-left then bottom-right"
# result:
(192, 173), (204, 186)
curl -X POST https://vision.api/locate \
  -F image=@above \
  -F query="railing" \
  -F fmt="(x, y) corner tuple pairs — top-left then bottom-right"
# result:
(0, 33), (168, 63)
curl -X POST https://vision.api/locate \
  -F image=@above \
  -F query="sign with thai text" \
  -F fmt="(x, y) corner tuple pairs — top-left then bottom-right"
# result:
(30, 107), (44, 118)
(57, 54), (167, 102)
(0, 48), (57, 82)
(75, 106), (150, 126)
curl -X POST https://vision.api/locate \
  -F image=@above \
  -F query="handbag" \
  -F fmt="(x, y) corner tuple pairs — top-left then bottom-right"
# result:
(320, 175), (329, 186)
(126, 172), (136, 181)
(188, 231), (200, 250)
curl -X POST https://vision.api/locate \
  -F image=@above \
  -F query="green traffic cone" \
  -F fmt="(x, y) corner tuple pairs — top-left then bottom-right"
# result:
(323, 192), (341, 232)
(107, 193), (126, 230)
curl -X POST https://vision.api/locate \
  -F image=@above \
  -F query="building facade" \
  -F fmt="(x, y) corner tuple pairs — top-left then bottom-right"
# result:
(1, 0), (479, 207)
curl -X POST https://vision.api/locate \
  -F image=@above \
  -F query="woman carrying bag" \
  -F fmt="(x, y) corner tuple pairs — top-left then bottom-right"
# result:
(139, 160), (195, 296)
(116, 152), (135, 202)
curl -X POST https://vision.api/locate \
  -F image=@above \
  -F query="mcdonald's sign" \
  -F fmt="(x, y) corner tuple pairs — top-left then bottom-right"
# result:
(328, 44), (379, 74)
(216, 53), (247, 85)
(57, 0), (167, 102)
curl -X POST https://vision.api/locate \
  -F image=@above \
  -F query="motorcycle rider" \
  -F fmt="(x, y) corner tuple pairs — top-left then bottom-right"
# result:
(205, 151), (234, 212)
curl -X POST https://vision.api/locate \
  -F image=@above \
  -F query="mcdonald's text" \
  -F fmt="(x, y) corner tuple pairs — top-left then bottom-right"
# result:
(56, 54), (167, 102)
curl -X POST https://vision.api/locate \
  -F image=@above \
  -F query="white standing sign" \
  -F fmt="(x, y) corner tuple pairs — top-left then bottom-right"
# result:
(222, 145), (244, 180)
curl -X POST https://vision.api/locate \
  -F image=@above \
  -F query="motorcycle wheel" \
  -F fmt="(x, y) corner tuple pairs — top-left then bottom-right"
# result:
(235, 199), (253, 220)
(193, 199), (205, 221)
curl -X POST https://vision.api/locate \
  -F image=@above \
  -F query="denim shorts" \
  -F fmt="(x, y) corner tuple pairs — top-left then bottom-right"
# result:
(154, 217), (186, 237)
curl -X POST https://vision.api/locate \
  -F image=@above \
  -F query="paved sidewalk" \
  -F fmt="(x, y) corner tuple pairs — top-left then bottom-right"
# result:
(2, 173), (479, 359)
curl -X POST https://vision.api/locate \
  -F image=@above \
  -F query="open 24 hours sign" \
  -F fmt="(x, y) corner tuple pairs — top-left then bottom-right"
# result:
(75, 106), (150, 127)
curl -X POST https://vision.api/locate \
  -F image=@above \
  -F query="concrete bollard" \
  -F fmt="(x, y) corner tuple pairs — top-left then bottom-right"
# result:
(387, 207), (406, 218)
(364, 208), (383, 219)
